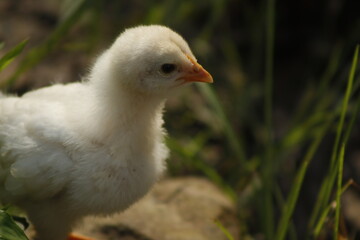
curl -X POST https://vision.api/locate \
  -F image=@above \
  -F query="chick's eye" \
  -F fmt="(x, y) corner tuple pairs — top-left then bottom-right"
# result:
(160, 63), (177, 75)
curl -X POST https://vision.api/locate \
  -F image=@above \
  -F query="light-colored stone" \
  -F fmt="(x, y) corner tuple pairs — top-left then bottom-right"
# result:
(74, 177), (239, 240)
(343, 189), (360, 230)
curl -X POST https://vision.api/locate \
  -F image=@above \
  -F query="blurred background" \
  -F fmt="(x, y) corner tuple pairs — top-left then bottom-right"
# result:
(1, 0), (360, 239)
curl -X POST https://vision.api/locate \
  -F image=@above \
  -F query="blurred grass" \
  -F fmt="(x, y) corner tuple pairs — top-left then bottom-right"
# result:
(0, 40), (27, 73)
(215, 220), (235, 240)
(261, 0), (276, 238)
(1, 0), (360, 239)
(0, 0), (93, 89)
(197, 84), (247, 167)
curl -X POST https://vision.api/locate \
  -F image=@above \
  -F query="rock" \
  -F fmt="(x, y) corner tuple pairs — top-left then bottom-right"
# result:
(73, 177), (239, 240)
(343, 189), (360, 230)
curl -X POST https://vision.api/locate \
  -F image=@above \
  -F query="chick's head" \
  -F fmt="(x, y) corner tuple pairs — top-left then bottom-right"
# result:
(104, 25), (212, 96)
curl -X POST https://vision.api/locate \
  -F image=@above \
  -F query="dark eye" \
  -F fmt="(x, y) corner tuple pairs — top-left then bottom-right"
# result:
(160, 63), (177, 74)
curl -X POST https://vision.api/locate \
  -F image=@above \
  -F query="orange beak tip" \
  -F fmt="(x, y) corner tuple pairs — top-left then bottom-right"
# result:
(207, 74), (214, 83)
(184, 55), (213, 84)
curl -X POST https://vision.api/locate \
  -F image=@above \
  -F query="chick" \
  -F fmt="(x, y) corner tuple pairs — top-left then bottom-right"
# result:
(0, 25), (213, 240)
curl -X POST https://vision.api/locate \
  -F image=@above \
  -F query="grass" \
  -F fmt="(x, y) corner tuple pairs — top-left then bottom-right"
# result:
(309, 45), (360, 238)
(215, 220), (235, 240)
(334, 144), (345, 240)
(274, 117), (332, 240)
(1, 0), (360, 239)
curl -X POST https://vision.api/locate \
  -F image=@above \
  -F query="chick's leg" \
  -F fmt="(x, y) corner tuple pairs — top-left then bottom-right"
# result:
(30, 216), (72, 240)
(24, 202), (75, 240)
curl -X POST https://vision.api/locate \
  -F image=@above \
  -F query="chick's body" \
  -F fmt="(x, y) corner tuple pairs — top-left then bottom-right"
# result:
(0, 25), (212, 240)
(0, 82), (167, 239)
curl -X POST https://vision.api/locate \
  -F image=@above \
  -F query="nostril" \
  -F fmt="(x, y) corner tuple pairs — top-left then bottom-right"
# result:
(192, 65), (200, 73)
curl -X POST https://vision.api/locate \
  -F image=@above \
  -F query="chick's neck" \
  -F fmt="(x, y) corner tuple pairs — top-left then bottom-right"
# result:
(89, 78), (166, 144)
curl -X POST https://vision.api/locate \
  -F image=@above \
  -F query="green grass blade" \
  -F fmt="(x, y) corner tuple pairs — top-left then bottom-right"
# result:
(311, 54), (359, 236)
(313, 179), (353, 236)
(274, 121), (331, 240)
(309, 44), (359, 231)
(0, 40), (27, 72)
(334, 144), (345, 240)
(274, 185), (298, 240)
(309, 88), (360, 232)
(330, 45), (358, 170)
(214, 220), (235, 240)
(197, 84), (247, 166)
(0, 210), (29, 240)
(308, 174), (330, 230)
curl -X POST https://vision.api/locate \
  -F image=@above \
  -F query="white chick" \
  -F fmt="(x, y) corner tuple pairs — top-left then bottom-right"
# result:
(0, 25), (213, 240)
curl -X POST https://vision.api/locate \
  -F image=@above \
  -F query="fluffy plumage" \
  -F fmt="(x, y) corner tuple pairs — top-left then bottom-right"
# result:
(0, 25), (212, 240)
